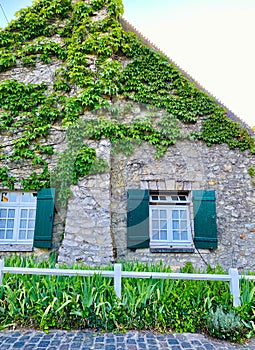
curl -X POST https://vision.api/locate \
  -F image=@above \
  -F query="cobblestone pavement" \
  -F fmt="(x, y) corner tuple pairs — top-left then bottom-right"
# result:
(1, 330), (255, 350)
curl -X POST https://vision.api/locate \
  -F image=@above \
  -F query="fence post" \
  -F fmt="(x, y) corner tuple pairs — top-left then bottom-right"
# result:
(114, 263), (122, 298)
(229, 268), (240, 307)
(0, 258), (4, 285)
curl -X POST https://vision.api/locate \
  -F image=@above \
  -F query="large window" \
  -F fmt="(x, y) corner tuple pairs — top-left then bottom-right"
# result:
(127, 189), (217, 251)
(149, 192), (192, 247)
(0, 192), (37, 244)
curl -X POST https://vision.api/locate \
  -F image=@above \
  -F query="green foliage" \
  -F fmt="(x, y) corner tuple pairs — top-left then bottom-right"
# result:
(248, 166), (255, 178)
(0, 167), (15, 189)
(0, 0), (254, 204)
(0, 257), (254, 342)
(207, 306), (247, 342)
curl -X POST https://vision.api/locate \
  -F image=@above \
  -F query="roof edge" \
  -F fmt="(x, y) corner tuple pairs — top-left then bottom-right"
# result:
(120, 18), (254, 135)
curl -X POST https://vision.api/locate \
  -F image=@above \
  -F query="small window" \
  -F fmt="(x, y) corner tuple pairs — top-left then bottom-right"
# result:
(149, 191), (192, 247)
(0, 192), (37, 244)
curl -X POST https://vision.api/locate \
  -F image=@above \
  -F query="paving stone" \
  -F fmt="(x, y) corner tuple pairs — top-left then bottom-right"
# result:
(0, 330), (255, 349)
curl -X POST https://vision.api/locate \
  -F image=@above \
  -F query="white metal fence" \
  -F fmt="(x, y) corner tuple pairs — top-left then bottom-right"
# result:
(0, 258), (254, 307)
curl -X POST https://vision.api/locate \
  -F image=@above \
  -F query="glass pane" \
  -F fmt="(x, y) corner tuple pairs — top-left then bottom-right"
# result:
(181, 231), (188, 240)
(152, 210), (159, 219)
(180, 210), (187, 219)
(159, 210), (167, 219)
(152, 220), (159, 230)
(180, 221), (187, 230)
(21, 193), (36, 203)
(0, 219), (5, 228)
(29, 209), (36, 219)
(8, 193), (17, 202)
(160, 230), (167, 240)
(0, 209), (7, 218)
(28, 220), (35, 229)
(7, 220), (14, 228)
(19, 230), (26, 239)
(27, 230), (34, 239)
(173, 231), (180, 240)
(160, 220), (167, 230)
(0, 230), (4, 239)
(20, 220), (27, 229)
(21, 209), (28, 218)
(172, 210), (179, 219)
(8, 209), (15, 218)
(152, 231), (159, 240)
(172, 220), (179, 229)
(6, 230), (13, 239)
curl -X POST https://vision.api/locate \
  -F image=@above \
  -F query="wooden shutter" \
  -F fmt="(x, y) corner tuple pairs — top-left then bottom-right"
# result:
(34, 188), (55, 248)
(193, 190), (217, 249)
(127, 189), (150, 249)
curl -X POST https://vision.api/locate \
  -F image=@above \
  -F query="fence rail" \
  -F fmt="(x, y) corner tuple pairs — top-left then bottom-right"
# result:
(0, 258), (254, 307)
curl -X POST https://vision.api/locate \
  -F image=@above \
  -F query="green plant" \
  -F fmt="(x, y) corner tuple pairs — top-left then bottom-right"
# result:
(207, 306), (247, 342)
(0, 0), (254, 206)
(248, 166), (255, 178)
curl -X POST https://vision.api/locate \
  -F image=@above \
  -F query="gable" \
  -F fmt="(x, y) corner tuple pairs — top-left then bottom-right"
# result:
(0, 0), (254, 204)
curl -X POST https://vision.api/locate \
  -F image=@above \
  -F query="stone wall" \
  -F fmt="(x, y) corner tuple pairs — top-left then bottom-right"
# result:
(110, 139), (255, 271)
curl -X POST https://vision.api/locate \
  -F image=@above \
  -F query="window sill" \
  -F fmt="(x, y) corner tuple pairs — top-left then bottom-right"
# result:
(150, 246), (195, 253)
(0, 244), (33, 252)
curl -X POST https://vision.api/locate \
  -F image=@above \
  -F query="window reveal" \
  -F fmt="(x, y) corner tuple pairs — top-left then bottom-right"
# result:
(0, 192), (37, 244)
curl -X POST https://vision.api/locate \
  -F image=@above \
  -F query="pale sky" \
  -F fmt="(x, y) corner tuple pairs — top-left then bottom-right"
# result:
(0, 0), (254, 127)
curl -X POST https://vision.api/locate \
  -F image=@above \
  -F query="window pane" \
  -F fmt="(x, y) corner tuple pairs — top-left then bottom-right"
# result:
(21, 193), (36, 203)
(29, 209), (36, 219)
(8, 209), (15, 218)
(172, 210), (179, 219)
(180, 210), (187, 219)
(7, 220), (14, 228)
(8, 193), (17, 202)
(160, 230), (167, 240)
(6, 230), (13, 239)
(160, 220), (167, 230)
(152, 210), (159, 219)
(0, 209), (7, 218)
(28, 220), (35, 229)
(180, 221), (187, 230)
(20, 220), (27, 229)
(152, 231), (159, 240)
(0, 230), (4, 239)
(173, 231), (180, 240)
(181, 231), (188, 240)
(0, 219), (5, 228)
(27, 230), (34, 239)
(159, 210), (167, 219)
(19, 230), (26, 239)
(152, 221), (159, 230)
(172, 220), (179, 229)
(21, 209), (28, 218)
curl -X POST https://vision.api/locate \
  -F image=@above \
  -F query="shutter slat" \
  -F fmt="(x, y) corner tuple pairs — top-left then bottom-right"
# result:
(193, 190), (217, 249)
(34, 188), (55, 248)
(127, 189), (150, 249)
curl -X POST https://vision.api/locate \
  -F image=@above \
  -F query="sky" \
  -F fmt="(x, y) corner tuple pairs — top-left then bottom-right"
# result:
(0, 0), (254, 127)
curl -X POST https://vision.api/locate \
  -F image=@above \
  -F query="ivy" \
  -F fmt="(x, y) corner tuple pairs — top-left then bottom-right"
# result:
(0, 0), (254, 204)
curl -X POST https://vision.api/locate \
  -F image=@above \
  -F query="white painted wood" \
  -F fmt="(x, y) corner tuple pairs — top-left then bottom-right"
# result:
(114, 264), (122, 298)
(229, 268), (241, 307)
(121, 271), (231, 281)
(0, 262), (246, 307)
(0, 258), (4, 284)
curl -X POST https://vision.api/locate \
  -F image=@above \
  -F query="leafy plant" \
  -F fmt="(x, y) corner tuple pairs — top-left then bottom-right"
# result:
(207, 306), (247, 342)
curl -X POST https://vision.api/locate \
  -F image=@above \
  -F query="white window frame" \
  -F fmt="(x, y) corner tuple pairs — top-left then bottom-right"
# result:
(149, 192), (192, 248)
(0, 192), (37, 245)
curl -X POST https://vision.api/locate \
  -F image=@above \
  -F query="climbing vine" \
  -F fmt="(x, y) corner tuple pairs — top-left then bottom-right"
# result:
(0, 0), (254, 205)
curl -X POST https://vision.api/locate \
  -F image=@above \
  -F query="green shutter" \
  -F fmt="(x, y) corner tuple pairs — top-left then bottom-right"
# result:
(127, 189), (150, 249)
(34, 188), (55, 248)
(193, 190), (217, 249)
